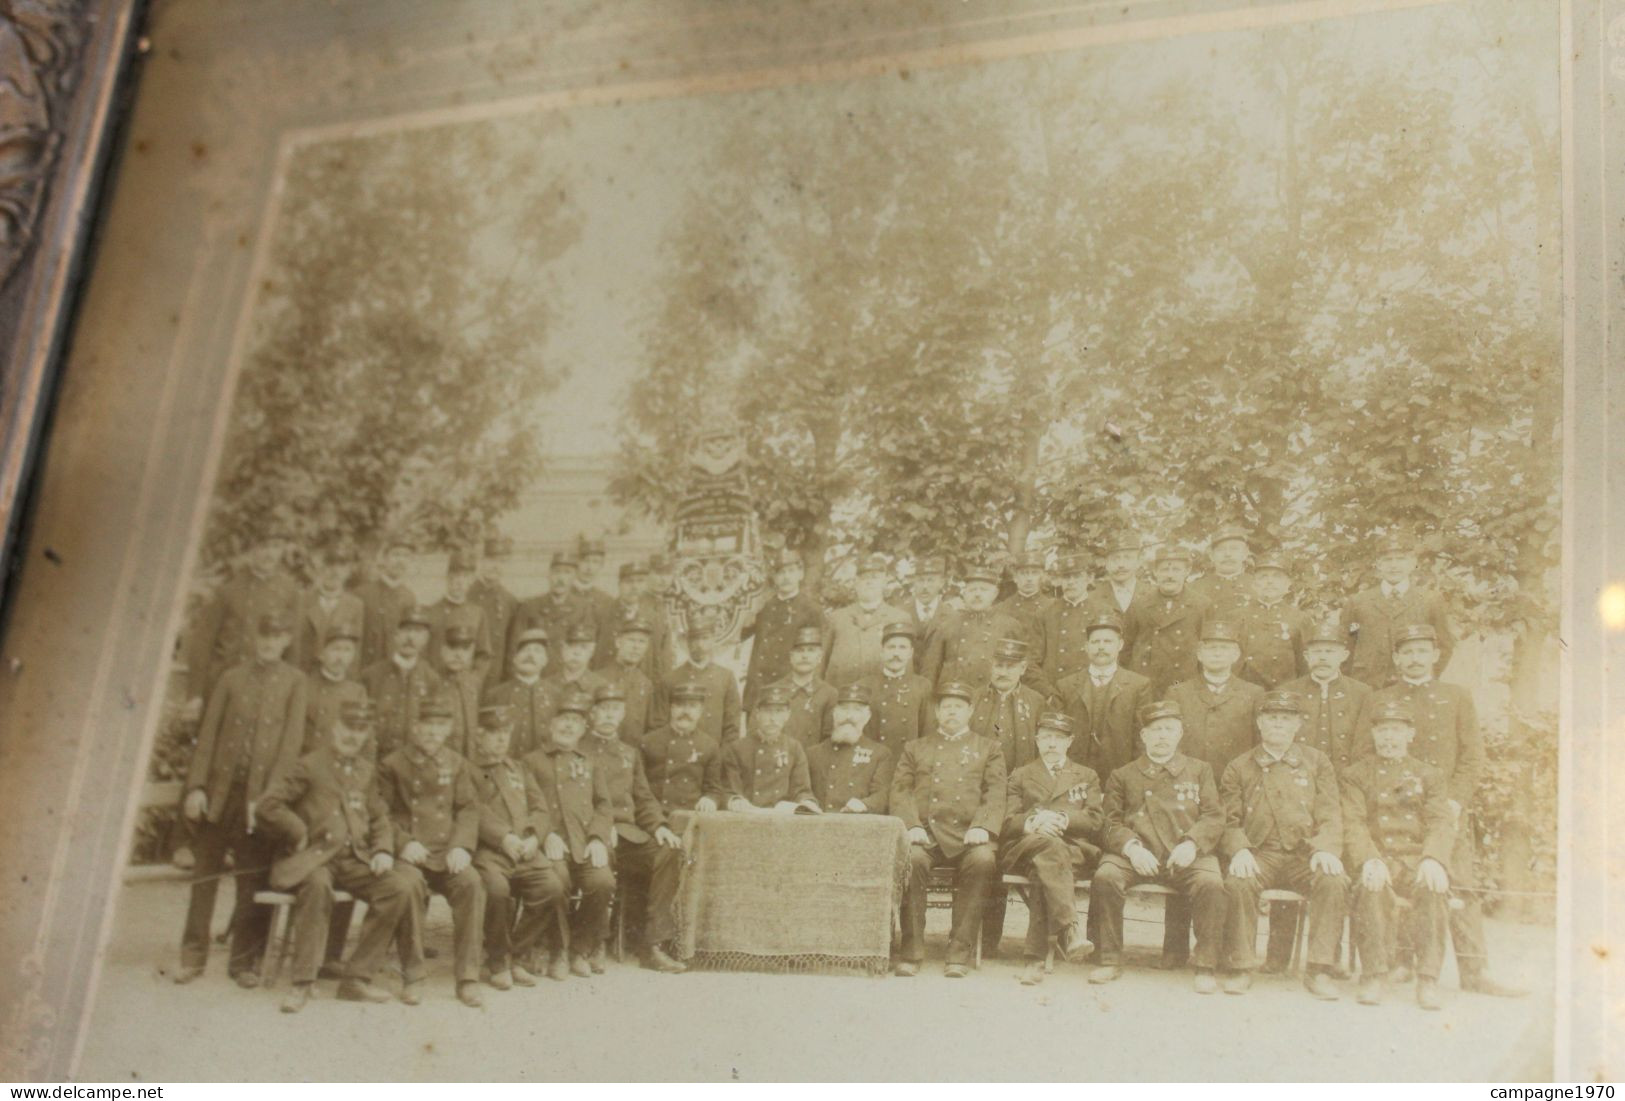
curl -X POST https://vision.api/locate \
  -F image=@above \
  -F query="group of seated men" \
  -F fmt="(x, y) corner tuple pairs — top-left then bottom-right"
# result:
(170, 521), (1524, 1013)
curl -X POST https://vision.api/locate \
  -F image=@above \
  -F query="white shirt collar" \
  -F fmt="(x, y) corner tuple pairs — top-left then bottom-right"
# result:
(1382, 579), (1411, 598)
(1091, 664), (1118, 684)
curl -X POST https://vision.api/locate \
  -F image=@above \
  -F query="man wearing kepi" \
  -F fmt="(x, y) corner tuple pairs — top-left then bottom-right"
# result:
(1001, 711), (1099, 986)
(1090, 699), (1227, 993)
(175, 610), (306, 987)
(653, 606), (741, 743)
(257, 700), (418, 1013)
(1217, 690), (1348, 999)
(808, 683), (894, 815)
(1340, 699), (1456, 1010)
(741, 546), (824, 709)
(641, 683), (724, 815)
(855, 622), (935, 755)
(720, 684), (820, 813)
(890, 680), (1006, 979)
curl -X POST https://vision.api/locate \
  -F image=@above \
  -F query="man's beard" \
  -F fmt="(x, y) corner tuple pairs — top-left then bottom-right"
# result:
(832, 722), (862, 745)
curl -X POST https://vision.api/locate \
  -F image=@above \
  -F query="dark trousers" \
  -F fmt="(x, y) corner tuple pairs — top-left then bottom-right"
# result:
(180, 783), (275, 974)
(1000, 833), (1087, 960)
(615, 839), (682, 949)
(474, 850), (564, 970)
(1221, 850), (1349, 971)
(1092, 852), (1225, 969)
(396, 862), (486, 984)
(1354, 869), (1448, 980)
(900, 843), (997, 966)
(542, 858), (615, 956)
(289, 857), (416, 984)
(1447, 825), (1490, 979)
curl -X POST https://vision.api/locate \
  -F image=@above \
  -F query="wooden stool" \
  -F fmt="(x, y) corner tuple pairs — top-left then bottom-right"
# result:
(254, 888), (354, 988)
(1000, 873), (1094, 972)
(1258, 888), (1310, 972)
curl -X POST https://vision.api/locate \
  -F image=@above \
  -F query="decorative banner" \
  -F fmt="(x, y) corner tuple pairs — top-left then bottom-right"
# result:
(668, 419), (766, 648)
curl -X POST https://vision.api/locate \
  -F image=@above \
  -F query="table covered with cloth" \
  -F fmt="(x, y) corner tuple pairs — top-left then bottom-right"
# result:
(673, 811), (909, 974)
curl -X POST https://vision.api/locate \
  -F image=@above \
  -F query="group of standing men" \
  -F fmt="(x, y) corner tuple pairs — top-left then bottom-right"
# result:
(171, 520), (1522, 1011)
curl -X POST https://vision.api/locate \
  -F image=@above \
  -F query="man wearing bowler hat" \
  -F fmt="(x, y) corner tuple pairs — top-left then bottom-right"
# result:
(1342, 531), (1456, 687)
(890, 680), (1006, 978)
(1128, 544), (1211, 696)
(742, 545), (825, 709)
(507, 550), (589, 665)
(808, 683), (895, 814)
(855, 621), (935, 755)
(294, 538), (364, 675)
(355, 533), (417, 672)
(426, 545), (493, 676)
(1087, 533), (1152, 651)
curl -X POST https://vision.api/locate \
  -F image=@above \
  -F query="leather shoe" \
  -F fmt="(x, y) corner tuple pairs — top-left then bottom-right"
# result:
(1088, 964), (1121, 984)
(485, 969), (512, 991)
(280, 983), (312, 1014)
(457, 981), (484, 1008)
(317, 962), (347, 981)
(1417, 978), (1442, 1011)
(231, 971), (260, 990)
(1463, 974), (1528, 998)
(398, 981), (424, 1006)
(589, 944), (607, 975)
(511, 964), (538, 987)
(1222, 971), (1252, 996)
(1304, 970), (1340, 1000)
(893, 961), (919, 977)
(1192, 970), (1218, 995)
(1019, 961), (1045, 986)
(1059, 925), (1093, 964)
(647, 944), (687, 974)
(171, 965), (204, 985)
(569, 953), (593, 979)
(1357, 976), (1383, 1005)
(336, 978), (392, 1003)
(944, 963), (969, 979)
(547, 953), (571, 982)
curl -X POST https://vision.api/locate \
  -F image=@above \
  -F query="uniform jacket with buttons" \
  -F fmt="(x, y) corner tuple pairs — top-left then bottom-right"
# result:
(996, 591), (1054, 660)
(1362, 679), (1483, 805)
(1218, 742), (1342, 858)
(597, 661), (656, 746)
(378, 744), (480, 870)
(1236, 597), (1309, 690)
(1340, 753), (1455, 873)
(293, 589), (365, 674)
(524, 743), (614, 862)
(1280, 672), (1372, 773)
(826, 600), (912, 689)
(1103, 753), (1224, 861)
(741, 591), (825, 708)
(444, 667), (484, 758)
(772, 675), (837, 749)
(573, 584), (622, 670)
(1187, 571), (1251, 622)
(360, 656), (445, 760)
(1127, 587), (1211, 695)
(354, 575), (417, 671)
(1166, 675), (1264, 775)
(1084, 581), (1154, 656)
(508, 589), (591, 663)
(855, 670), (935, 755)
(258, 747), (393, 875)
(302, 672), (367, 754)
(890, 729), (1007, 859)
(653, 661), (742, 744)
(640, 724), (724, 811)
(583, 733), (667, 843)
(807, 737), (893, 814)
(968, 682), (1050, 773)
(471, 755), (553, 854)
(1342, 582), (1455, 687)
(923, 606), (1030, 692)
(468, 576), (519, 680)
(1003, 758), (1104, 865)
(425, 598), (492, 677)
(720, 736), (816, 807)
(481, 676), (560, 758)
(1055, 665), (1151, 779)
(187, 658), (308, 823)
(186, 569), (302, 698)
(1038, 596), (1104, 693)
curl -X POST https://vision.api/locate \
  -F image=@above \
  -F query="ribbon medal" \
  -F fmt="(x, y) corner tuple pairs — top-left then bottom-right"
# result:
(1174, 780), (1201, 805)
(1067, 783), (1088, 804)
(853, 747), (873, 766)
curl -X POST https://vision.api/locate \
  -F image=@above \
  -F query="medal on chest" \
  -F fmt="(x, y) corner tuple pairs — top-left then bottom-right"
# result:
(1066, 783), (1088, 805)
(959, 745), (977, 767)
(345, 789), (366, 814)
(853, 747), (873, 766)
(436, 764), (454, 788)
(569, 757), (587, 781)
(1174, 780), (1201, 805)
(773, 748), (789, 770)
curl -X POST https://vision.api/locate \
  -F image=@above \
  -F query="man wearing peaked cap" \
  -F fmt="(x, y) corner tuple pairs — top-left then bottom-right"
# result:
(855, 621), (936, 755)
(641, 681), (726, 818)
(924, 563), (1032, 695)
(904, 553), (961, 674)
(1039, 550), (1099, 690)
(1127, 543), (1211, 697)
(825, 552), (910, 689)
(599, 559), (671, 684)
(771, 625), (838, 749)
(720, 683), (819, 814)
(742, 545), (824, 710)
(1053, 610), (1152, 779)
(174, 607), (306, 988)
(542, 618), (608, 702)
(889, 677), (1006, 978)
(969, 638), (1046, 772)
(470, 534), (519, 681)
(1217, 689), (1349, 999)
(1281, 621), (1373, 774)
(808, 682), (896, 816)
(354, 535), (417, 672)
(1361, 620), (1521, 998)
(1341, 531), (1455, 687)
(1340, 696), (1456, 1009)
(997, 549), (1055, 639)
(1188, 523), (1254, 620)
(184, 525), (301, 709)
(1167, 619), (1266, 774)
(294, 541), (364, 675)
(505, 550), (588, 673)
(1085, 534), (1152, 653)
(1001, 710), (1102, 984)
(426, 547), (493, 678)
(652, 606), (741, 743)
(484, 625), (559, 758)
(303, 623), (367, 754)
(570, 536), (622, 669)
(439, 623), (485, 759)
(360, 603), (446, 762)
(1236, 549), (1310, 691)
(597, 614), (657, 745)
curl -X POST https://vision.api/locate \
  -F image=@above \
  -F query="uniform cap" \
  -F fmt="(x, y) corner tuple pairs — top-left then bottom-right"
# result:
(1392, 623), (1438, 647)
(914, 555), (948, 577)
(550, 550), (579, 569)
(416, 693), (455, 722)
(791, 626), (824, 649)
(592, 682), (627, 704)
(398, 605), (433, 630)
(1211, 523), (1251, 549)
(257, 611), (293, 635)
(477, 705), (512, 732)
(1054, 552), (1090, 576)
(1037, 711), (1075, 735)
(992, 637), (1030, 663)
(443, 624), (477, 648)
(838, 683), (872, 706)
(336, 700), (375, 729)
(1087, 612), (1127, 638)
(670, 683), (709, 704)
(564, 621), (597, 645)
(1370, 700), (1416, 726)
(1252, 549), (1292, 575)
(618, 561), (648, 580)
(616, 614), (653, 636)
(1152, 544), (1192, 566)
(514, 626), (550, 649)
(1107, 533), (1143, 554)
(555, 686), (593, 716)
(1009, 550), (1045, 570)
(1305, 621), (1347, 647)
(578, 535), (607, 557)
(321, 625), (360, 647)
(856, 553), (890, 577)
(772, 547), (803, 569)
(1138, 699), (1182, 725)
(881, 621), (917, 643)
(446, 547), (478, 574)
(685, 607), (720, 636)
(755, 684), (794, 708)
(1376, 531), (1418, 556)
(1259, 690), (1304, 714)
(936, 681), (976, 703)
(483, 535), (514, 558)
(1201, 620), (1242, 644)
(961, 562), (1001, 586)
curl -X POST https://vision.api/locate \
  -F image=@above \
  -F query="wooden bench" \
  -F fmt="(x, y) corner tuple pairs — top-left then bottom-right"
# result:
(254, 888), (357, 988)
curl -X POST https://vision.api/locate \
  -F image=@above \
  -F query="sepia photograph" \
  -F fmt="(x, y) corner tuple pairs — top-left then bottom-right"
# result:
(0, 0), (1615, 1086)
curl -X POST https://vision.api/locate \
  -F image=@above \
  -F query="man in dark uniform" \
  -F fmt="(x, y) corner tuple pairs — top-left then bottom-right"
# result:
(719, 684), (820, 812)
(1341, 698), (1456, 1009)
(640, 682), (725, 815)
(257, 699), (419, 1012)
(525, 687), (616, 980)
(808, 683), (894, 814)
(890, 680), (1007, 978)
(1217, 690), (1349, 999)
(426, 546), (492, 676)
(303, 625), (366, 753)
(440, 625), (485, 757)
(574, 535), (622, 662)
(359, 605), (445, 761)
(1090, 699), (1227, 993)
(508, 551), (588, 664)
(467, 704), (563, 991)
(1055, 612), (1151, 779)
(174, 611), (306, 987)
(597, 615), (656, 745)
(355, 534), (417, 671)
(484, 626), (559, 757)
(185, 526), (300, 712)
(1237, 550), (1309, 689)
(542, 620), (607, 701)
(1127, 544), (1210, 696)
(996, 550), (1054, 638)
(855, 622), (935, 755)
(582, 683), (686, 973)
(1343, 532), (1456, 687)
(905, 554), (960, 672)
(1086, 534), (1151, 655)
(469, 535), (519, 682)
(1001, 711), (1100, 985)
(378, 692), (487, 1008)
(1188, 522), (1252, 622)
(652, 607), (741, 743)
(825, 553), (910, 688)
(773, 626), (838, 749)
(968, 637), (1048, 773)
(1037, 552), (1096, 693)
(1281, 622), (1372, 773)
(1167, 620), (1265, 772)
(294, 541), (364, 674)
(639, 555), (678, 683)
(923, 562), (1027, 692)
(1364, 624), (1523, 998)
(742, 546), (825, 709)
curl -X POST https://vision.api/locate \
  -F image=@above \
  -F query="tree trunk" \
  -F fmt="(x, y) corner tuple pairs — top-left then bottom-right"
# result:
(1005, 415), (1045, 554)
